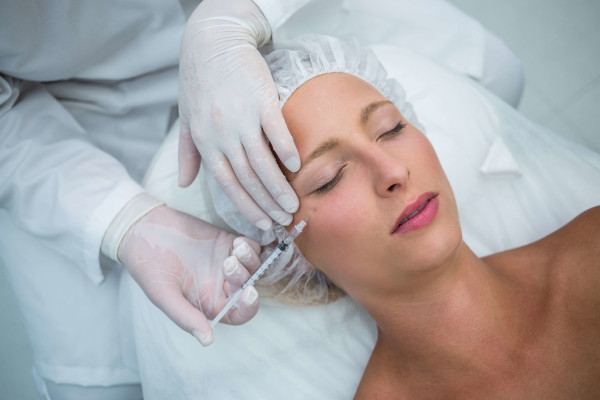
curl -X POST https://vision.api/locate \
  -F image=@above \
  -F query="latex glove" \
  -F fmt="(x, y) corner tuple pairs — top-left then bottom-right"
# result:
(117, 205), (262, 346)
(178, 0), (300, 231)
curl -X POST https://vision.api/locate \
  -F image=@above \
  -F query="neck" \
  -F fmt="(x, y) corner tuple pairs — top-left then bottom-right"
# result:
(358, 243), (519, 372)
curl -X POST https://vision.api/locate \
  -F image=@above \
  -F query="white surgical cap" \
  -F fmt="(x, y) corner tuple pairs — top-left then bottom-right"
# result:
(206, 34), (420, 303)
(265, 34), (420, 123)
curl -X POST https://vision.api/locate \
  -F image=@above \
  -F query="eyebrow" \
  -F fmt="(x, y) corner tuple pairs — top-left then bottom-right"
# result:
(305, 138), (340, 164)
(361, 100), (393, 125)
(289, 138), (340, 182)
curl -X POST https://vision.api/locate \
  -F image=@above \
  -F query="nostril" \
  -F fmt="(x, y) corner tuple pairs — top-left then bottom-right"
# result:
(385, 168), (409, 192)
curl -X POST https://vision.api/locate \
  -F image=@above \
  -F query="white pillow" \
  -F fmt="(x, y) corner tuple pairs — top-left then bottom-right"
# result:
(124, 46), (600, 400)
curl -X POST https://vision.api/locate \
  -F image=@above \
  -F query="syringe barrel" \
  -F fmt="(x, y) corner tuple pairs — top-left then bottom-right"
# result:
(243, 247), (282, 288)
(210, 216), (309, 328)
(283, 219), (307, 245)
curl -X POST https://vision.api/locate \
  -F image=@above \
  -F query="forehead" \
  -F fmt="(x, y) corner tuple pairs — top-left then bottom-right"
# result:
(281, 73), (387, 137)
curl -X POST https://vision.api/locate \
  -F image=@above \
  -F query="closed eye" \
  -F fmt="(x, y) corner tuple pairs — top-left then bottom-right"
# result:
(378, 121), (407, 141)
(314, 165), (346, 194)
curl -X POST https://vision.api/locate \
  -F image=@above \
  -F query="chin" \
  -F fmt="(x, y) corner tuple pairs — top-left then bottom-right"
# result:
(399, 209), (463, 274)
(433, 213), (464, 265)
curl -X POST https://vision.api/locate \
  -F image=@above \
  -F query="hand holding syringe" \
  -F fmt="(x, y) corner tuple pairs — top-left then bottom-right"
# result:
(210, 215), (311, 328)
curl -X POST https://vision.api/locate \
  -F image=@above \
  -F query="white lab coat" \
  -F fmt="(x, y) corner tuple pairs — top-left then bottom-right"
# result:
(0, 0), (321, 387)
(0, 0), (191, 386)
(0, 0), (487, 388)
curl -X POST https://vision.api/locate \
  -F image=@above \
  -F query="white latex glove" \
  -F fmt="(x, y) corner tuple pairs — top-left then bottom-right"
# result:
(178, 0), (300, 231)
(117, 205), (262, 346)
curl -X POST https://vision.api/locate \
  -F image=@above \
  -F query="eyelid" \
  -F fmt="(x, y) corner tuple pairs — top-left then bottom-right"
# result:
(313, 165), (346, 195)
(377, 121), (407, 141)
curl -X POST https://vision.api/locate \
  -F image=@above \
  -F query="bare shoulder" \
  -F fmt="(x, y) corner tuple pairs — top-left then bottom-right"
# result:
(494, 207), (600, 317)
(486, 207), (600, 278)
(546, 206), (600, 321)
(551, 206), (600, 262)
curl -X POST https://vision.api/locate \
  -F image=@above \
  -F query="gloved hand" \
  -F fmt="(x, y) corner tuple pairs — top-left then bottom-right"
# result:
(116, 204), (262, 346)
(178, 0), (300, 231)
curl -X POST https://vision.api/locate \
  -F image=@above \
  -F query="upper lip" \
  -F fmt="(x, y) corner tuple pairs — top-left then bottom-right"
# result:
(391, 192), (438, 234)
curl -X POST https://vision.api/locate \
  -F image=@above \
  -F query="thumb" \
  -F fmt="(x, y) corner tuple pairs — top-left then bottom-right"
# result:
(178, 123), (202, 188)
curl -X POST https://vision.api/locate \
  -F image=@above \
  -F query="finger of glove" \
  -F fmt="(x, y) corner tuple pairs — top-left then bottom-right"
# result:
(224, 286), (259, 325)
(203, 153), (273, 230)
(243, 130), (299, 216)
(227, 147), (292, 226)
(220, 256), (259, 325)
(233, 236), (261, 252)
(223, 255), (252, 293)
(178, 124), (202, 188)
(232, 239), (261, 273)
(154, 289), (214, 346)
(259, 87), (301, 173)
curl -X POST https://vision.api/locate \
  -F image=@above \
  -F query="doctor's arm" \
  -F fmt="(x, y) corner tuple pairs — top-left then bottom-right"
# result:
(0, 75), (261, 344)
(177, 0), (314, 231)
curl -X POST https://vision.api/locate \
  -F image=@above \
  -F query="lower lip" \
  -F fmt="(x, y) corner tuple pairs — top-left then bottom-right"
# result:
(393, 196), (439, 235)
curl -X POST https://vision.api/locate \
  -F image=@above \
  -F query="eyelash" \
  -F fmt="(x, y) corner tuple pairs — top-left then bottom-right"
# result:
(378, 121), (407, 140)
(314, 165), (346, 194)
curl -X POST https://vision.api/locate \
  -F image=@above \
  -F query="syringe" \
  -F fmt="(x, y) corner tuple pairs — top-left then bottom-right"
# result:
(209, 215), (311, 328)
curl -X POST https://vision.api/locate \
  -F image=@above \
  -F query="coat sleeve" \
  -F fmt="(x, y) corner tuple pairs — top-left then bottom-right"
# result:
(0, 75), (145, 284)
(251, 0), (315, 30)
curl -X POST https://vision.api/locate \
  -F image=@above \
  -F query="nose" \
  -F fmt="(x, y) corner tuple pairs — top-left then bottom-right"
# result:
(369, 148), (410, 197)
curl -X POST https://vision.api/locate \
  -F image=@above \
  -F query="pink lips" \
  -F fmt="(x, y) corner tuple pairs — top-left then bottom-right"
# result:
(391, 192), (439, 235)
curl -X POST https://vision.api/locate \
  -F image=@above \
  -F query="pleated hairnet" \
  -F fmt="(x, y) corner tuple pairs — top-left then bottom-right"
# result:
(265, 34), (419, 123)
(206, 34), (420, 304)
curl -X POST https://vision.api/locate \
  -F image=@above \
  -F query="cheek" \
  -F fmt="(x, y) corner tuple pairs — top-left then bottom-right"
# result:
(422, 139), (459, 217)
(419, 135), (446, 177)
(294, 187), (373, 282)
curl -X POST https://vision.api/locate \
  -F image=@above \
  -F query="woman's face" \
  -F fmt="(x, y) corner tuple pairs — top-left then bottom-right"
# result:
(281, 73), (461, 298)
